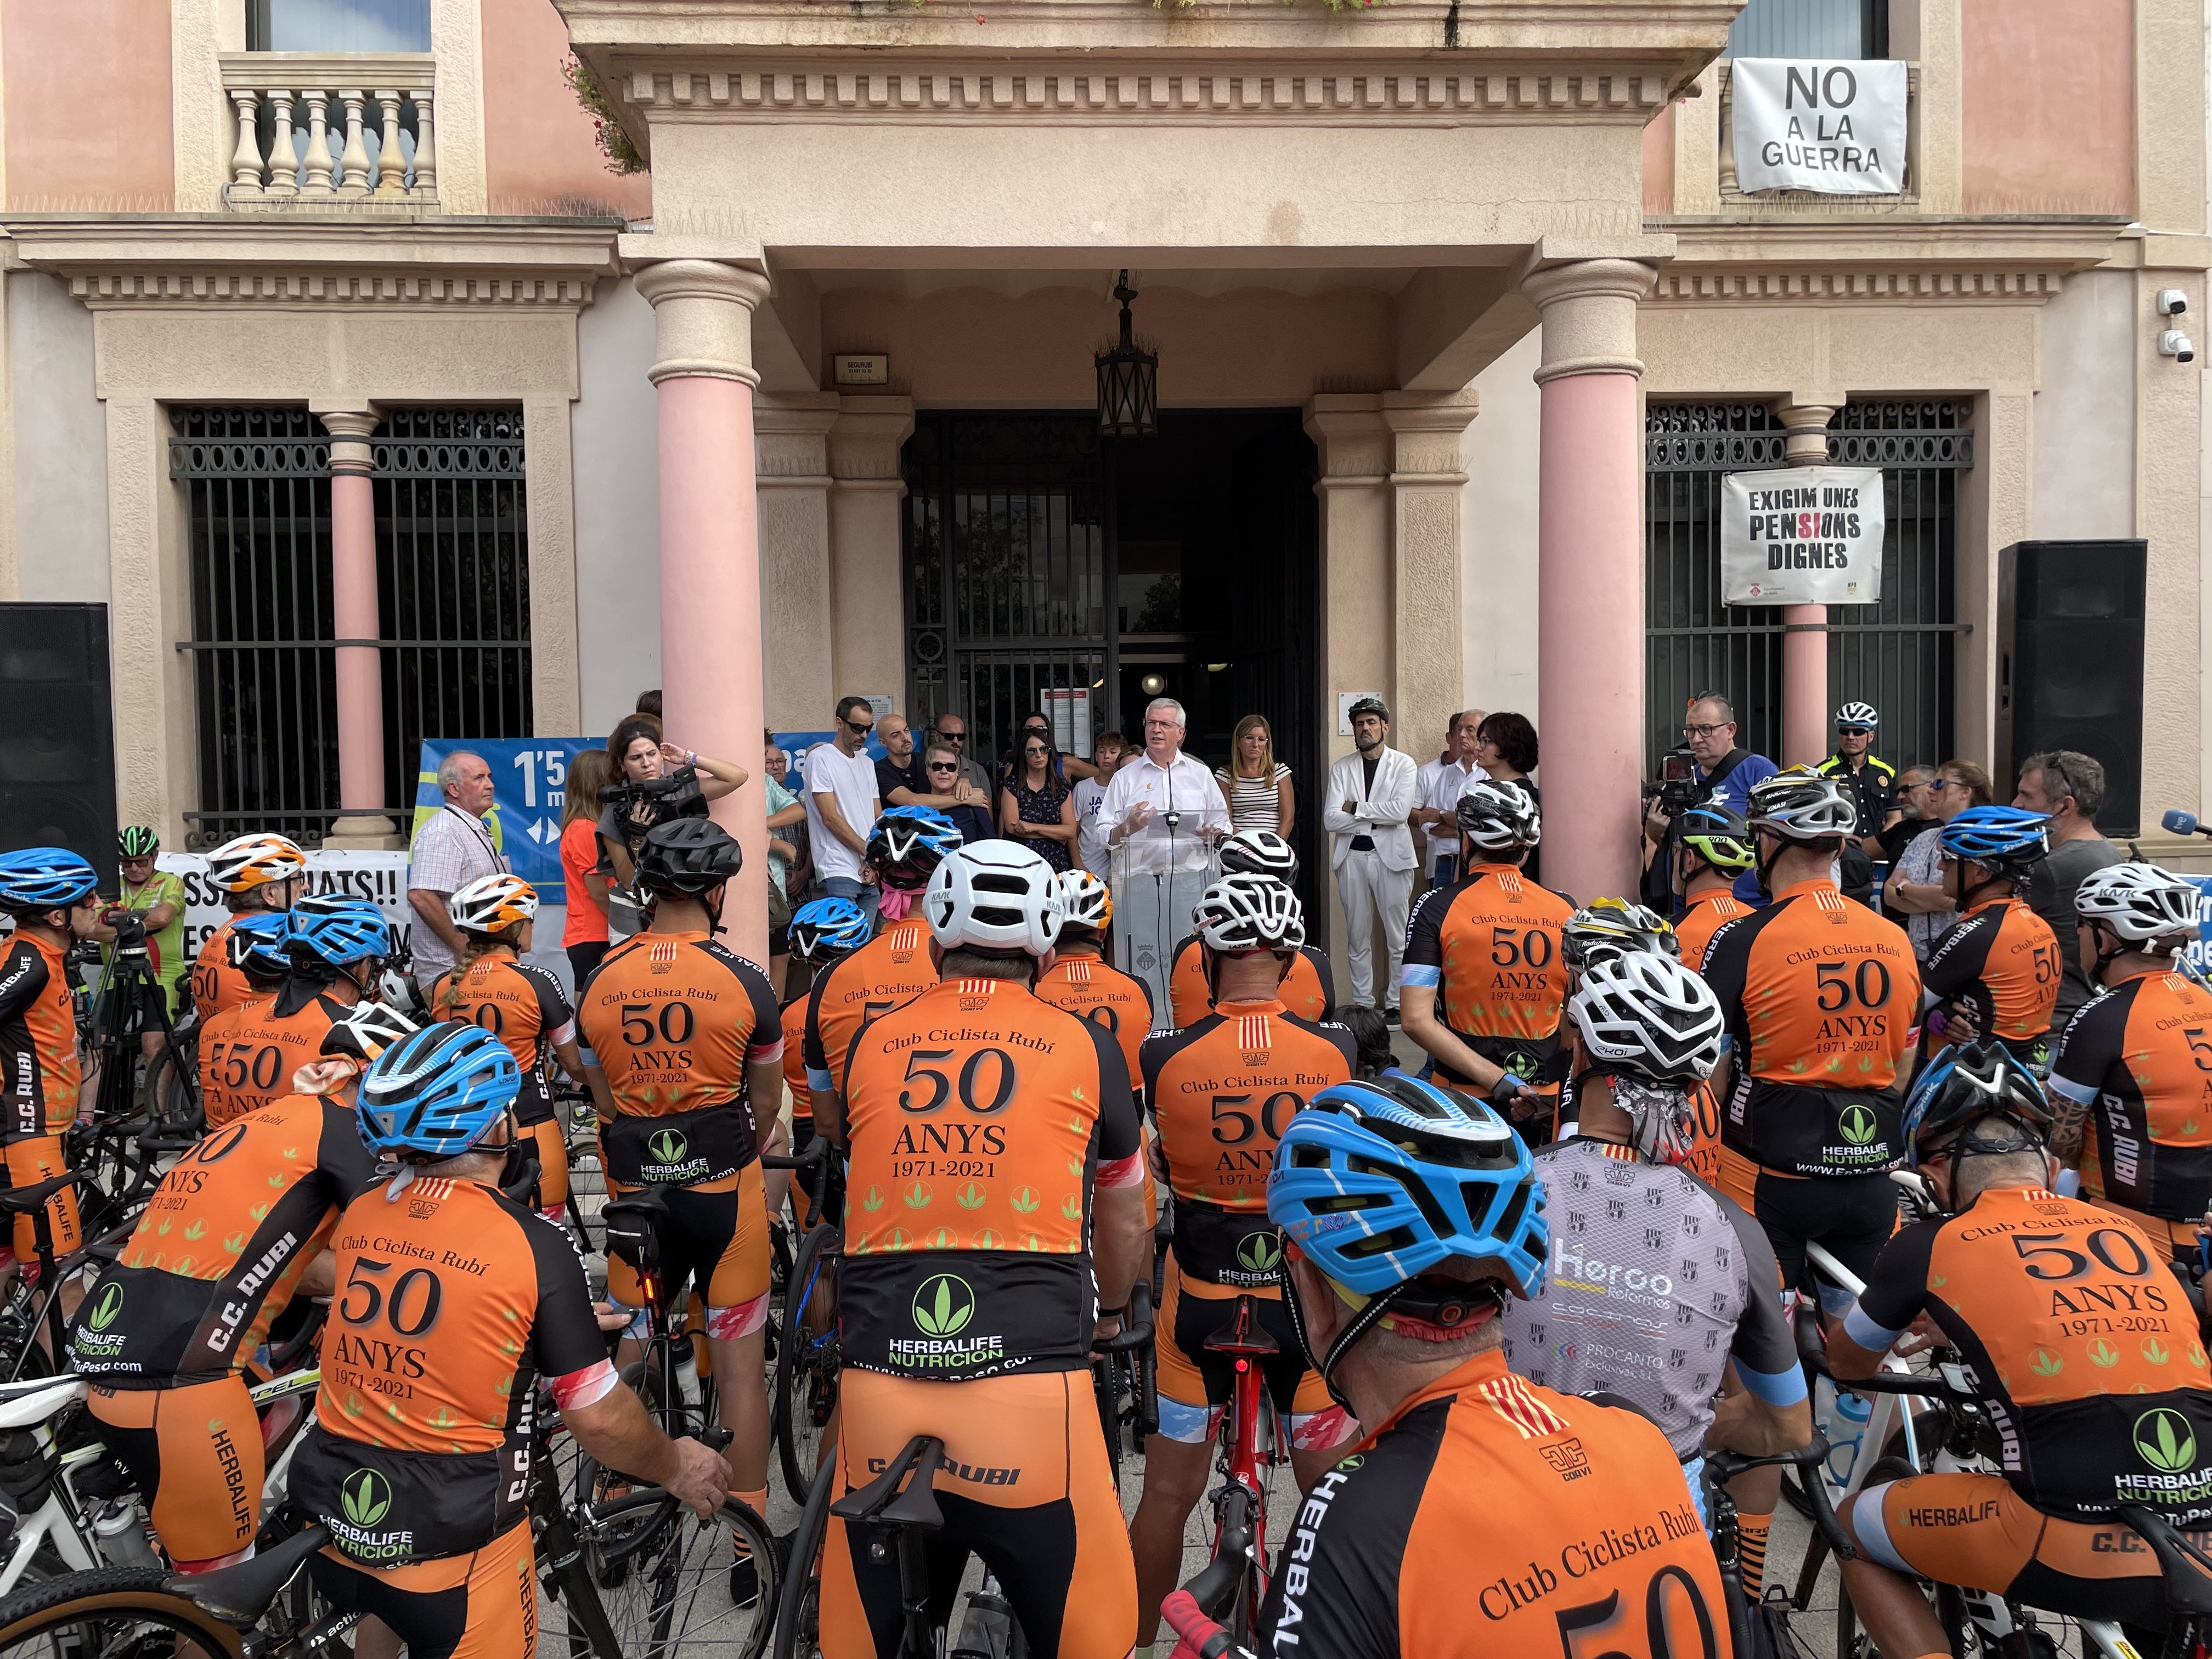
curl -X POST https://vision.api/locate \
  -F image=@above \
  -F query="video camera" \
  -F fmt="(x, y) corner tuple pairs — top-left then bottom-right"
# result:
(101, 905), (151, 964)
(1646, 746), (1708, 819)
(597, 766), (710, 831)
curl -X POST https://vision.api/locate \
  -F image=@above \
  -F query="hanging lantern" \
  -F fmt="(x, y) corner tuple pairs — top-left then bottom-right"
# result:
(1094, 269), (1158, 441)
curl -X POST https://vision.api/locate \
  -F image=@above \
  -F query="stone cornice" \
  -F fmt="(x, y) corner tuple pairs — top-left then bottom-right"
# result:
(59, 270), (602, 308)
(614, 59), (1679, 126)
(1647, 268), (2074, 306)
(1643, 217), (2124, 306)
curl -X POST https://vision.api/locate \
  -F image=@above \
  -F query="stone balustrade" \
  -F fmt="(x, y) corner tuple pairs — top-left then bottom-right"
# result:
(218, 53), (437, 207)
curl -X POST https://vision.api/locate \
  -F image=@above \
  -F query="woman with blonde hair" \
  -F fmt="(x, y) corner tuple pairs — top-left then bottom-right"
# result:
(1216, 713), (1295, 838)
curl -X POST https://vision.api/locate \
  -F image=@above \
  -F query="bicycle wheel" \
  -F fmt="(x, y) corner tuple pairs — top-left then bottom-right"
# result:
(0, 1566), (244, 1658)
(772, 1457), (838, 1659)
(581, 1492), (777, 1659)
(774, 1226), (840, 1506)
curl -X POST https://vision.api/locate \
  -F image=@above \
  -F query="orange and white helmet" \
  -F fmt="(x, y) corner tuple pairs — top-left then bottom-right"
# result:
(448, 871), (539, 934)
(1056, 868), (1113, 932)
(208, 832), (307, 894)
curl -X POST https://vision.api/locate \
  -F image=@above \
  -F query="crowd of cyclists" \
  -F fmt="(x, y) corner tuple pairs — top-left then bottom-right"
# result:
(2, 697), (2212, 1659)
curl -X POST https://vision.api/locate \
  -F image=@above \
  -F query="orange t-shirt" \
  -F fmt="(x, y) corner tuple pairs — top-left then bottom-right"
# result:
(1675, 888), (1750, 974)
(561, 817), (608, 948)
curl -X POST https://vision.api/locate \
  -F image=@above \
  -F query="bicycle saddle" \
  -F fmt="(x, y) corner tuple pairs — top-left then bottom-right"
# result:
(832, 1434), (946, 1532)
(168, 1522), (332, 1629)
(2117, 1504), (2212, 1616)
(1203, 1295), (1278, 1358)
(0, 1172), (83, 1216)
(0, 1378), (83, 1430)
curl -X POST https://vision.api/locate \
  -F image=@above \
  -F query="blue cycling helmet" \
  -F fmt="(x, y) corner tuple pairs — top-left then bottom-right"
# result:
(790, 897), (871, 963)
(1939, 805), (2051, 882)
(867, 806), (963, 893)
(356, 1020), (518, 1160)
(0, 848), (98, 913)
(1903, 1040), (2053, 1167)
(287, 899), (392, 968)
(228, 911), (293, 981)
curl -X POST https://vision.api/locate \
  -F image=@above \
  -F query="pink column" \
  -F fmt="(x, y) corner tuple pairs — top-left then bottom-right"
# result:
(319, 409), (398, 845)
(1776, 402), (1841, 768)
(1523, 258), (1658, 905)
(637, 260), (775, 966)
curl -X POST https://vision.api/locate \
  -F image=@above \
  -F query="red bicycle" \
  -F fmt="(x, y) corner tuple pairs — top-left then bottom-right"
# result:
(1182, 1294), (1286, 1644)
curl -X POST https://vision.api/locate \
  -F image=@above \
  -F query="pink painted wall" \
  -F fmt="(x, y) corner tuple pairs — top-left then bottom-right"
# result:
(1641, 105), (1674, 216)
(1961, 0), (2132, 216)
(3, 0), (172, 210)
(481, 0), (650, 219)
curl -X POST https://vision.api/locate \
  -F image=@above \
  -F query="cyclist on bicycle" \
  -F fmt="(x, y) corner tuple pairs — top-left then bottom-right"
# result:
(1166, 830), (1335, 1027)
(2047, 861), (2212, 1274)
(1201, 1074), (1727, 1657)
(201, 899), (391, 1128)
(1830, 1042), (2212, 1651)
(0, 848), (102, 1272)
(827, 840), (1148, 1657)
(783, 896), (873, 1153)
(803, 806), (961, 1127)
(1918, 805), (2061, 1071)
(1702, 770), (1920, 1306)
(1131, 873), (1358, 1647)
(66, 1003), (413, 1570)
(425, 872), (586, 1224)
(1400, 779), (1568, 1139)
(1036, 869), (1154, 1071)
(293, 1020), (732, 1659)
(191, 833), (307, 1019)
(1667, 801), (1756, 970)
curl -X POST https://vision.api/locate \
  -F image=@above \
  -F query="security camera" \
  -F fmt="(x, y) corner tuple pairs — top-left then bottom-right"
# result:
(2160, 329), (2197, 364)
(2159, 289), (2190, 316)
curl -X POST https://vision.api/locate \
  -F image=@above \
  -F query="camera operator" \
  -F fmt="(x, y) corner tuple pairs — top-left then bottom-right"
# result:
(85, 827), (187, 1063)
(595, 716), (747, 944)
(1641, 692), (1778, 912)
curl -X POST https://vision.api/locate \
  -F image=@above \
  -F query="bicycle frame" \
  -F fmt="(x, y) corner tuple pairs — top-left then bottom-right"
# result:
(1204, 1301), (1279, 1639)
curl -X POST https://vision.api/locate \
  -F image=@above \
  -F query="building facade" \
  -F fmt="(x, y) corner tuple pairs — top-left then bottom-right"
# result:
(1, 0), (2203, 965)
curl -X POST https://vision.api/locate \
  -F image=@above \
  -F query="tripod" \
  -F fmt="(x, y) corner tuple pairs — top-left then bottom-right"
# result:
(76, 921), (201, 1221)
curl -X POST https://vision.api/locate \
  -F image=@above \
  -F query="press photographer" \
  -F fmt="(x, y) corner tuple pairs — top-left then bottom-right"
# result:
(595, 717), (748, 943)
(1640, 691), (1778, 911)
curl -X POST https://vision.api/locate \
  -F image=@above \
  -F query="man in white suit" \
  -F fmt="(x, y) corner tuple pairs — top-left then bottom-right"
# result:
(1323, 696), (1419, 1020)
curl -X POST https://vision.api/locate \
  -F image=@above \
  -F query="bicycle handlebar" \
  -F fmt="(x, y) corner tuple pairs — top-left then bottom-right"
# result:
(760, 1139), (836, 1231)
(1096, 1279), (1154, 1354)
(1160, 1588), (1251, 1659)
(1705, 1435), (1857, 1562)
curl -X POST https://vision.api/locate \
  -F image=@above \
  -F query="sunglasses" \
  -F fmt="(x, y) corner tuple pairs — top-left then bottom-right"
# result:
(843, 718), (874, 735)
(938, 730), (967, 743)
(926, 761), (958, 773)
(1837, 725), (1875, 736)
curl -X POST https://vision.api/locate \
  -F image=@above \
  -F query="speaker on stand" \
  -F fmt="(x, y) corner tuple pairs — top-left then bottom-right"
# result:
(1995, 540), (2146, 836)
(0, 604), (119, 879)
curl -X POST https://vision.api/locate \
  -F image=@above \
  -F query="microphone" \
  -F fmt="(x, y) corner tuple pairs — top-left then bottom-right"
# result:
(2163, 809), (2212, 839)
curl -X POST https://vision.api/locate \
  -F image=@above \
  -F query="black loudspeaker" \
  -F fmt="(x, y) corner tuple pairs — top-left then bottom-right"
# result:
(0, 605), (118, 881)
(1996, 540), (2146, 836)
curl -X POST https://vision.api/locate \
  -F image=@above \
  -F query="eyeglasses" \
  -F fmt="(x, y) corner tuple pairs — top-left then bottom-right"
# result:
(938, 730), (967, 743)
(1933, 778), (1966, 793)
(926, 761), (958, 773)
(1682, 722), (1732, 740)
(1837, 725), (1875, 737)
(843, 717), (874, 735)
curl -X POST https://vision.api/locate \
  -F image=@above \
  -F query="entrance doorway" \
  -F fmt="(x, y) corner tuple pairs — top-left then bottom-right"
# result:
(900, 409), (1323, 915)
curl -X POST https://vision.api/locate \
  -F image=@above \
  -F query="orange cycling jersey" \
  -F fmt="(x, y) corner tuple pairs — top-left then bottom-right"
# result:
(0, 932), (79, 1139)
(575, 930), (782, 1187)
(780, 996), (810, 1123)
(802, 918), (938, 1103)
(1846, 1187), (2212, 1522)
(1701, 878), (1921, 1177)
(1401, 863), (1573, 1085)
(1166, 935), (1335, 1029)
(1674, 889), (1750, 974)
(290, 1176), (612, 1565)
(1258, 1347), (1726, 1656)
(838, 976), (1144, 1381)
(1922, 895), (2061, 1065)
(199, 985), (350, 1128)
(1141, 1001), (1355, 1291)
(68, 1093), (375, 1386)
(2050, 969), (2212, 1225)
(1035, 953), (1154, 1086)
(427, 953), (575, 1126)
(191, 917), (257, 1020)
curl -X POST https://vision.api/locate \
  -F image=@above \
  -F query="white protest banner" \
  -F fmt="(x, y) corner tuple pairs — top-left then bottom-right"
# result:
(1731, 58), (1908, 195)
(1720, 466), (1886, 606)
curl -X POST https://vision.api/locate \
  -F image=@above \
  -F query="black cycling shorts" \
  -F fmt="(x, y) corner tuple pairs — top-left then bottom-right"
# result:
(1719, 1150), (1899, 1304)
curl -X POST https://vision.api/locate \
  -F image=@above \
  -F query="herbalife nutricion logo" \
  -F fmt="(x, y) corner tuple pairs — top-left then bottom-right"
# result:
(2135, 1409), (2200, 1474)
(648, 1129), (688, 1166)
(87, 1283), (123, 1331)
(1837, 1105), (1878, 1148)
(1235, 1232), (1284, 1275)
(912, 1274), (976, 1339)
(341, 1468), (393, 1530)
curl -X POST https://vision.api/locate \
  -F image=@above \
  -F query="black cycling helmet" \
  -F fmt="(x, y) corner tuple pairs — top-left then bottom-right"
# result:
(1902, 1041), (2053, 1168)
(1346, 696), (1390, 725)
(636, 818), (743, 898)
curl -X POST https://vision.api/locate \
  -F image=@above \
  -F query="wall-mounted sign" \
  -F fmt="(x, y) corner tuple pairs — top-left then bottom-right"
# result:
(1720, 466), (1886, 606)
(1731, 58), (1908, 195)
(833, 354), (890, 386)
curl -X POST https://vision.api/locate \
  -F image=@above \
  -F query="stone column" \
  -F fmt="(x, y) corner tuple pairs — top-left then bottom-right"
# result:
(318, 406), (402, 848)
(1775, 399), (1840, 769)
(1521, 257), (1658, 905)
(635, 258), (774, 965)
(830, 396), (917, 715)
(1382, 390), (1480, 752)
(754, 392), (840, 732)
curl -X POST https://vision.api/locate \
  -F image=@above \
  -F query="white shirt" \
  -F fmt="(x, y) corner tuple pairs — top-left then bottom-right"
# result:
(1417, 757), (1491, 872)
(1322, 746), (1421, 873)
(1073, 776), (1110, 874)
(1099, 750), (1230, 876)
(804, 742), (881, 884)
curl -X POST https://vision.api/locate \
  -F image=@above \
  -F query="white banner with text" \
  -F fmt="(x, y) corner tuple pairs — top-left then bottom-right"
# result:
(1720, 466), (1887, 606)
(1731, 58), (1908, 195)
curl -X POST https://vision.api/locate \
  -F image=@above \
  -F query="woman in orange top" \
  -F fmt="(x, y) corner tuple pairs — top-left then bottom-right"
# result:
(560, 748), (616, 987)
(428, 872), (588, 1222)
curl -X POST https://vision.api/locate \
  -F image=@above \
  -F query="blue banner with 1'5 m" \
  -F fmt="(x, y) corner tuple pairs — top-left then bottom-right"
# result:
(413, 738), (602, 896)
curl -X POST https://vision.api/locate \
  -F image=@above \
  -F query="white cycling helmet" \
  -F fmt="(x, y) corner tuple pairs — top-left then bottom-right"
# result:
(1456, 780), (1542, 851)
(208, 832), (307, 894)
(1055, 868), (1112, 933)
(1219, 829), (1299, 882)
(1746, 769), (1858, 841)
(1569, 952), (1725, 1086)
(1195, 873), (1306, 953)
(448, 871), (538, 934)
(321, 1000), (420, 1066)
(1835, 701), (1880, 731)
(923, 842), (1064, 957)
(2075, 863), (2202, 943)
